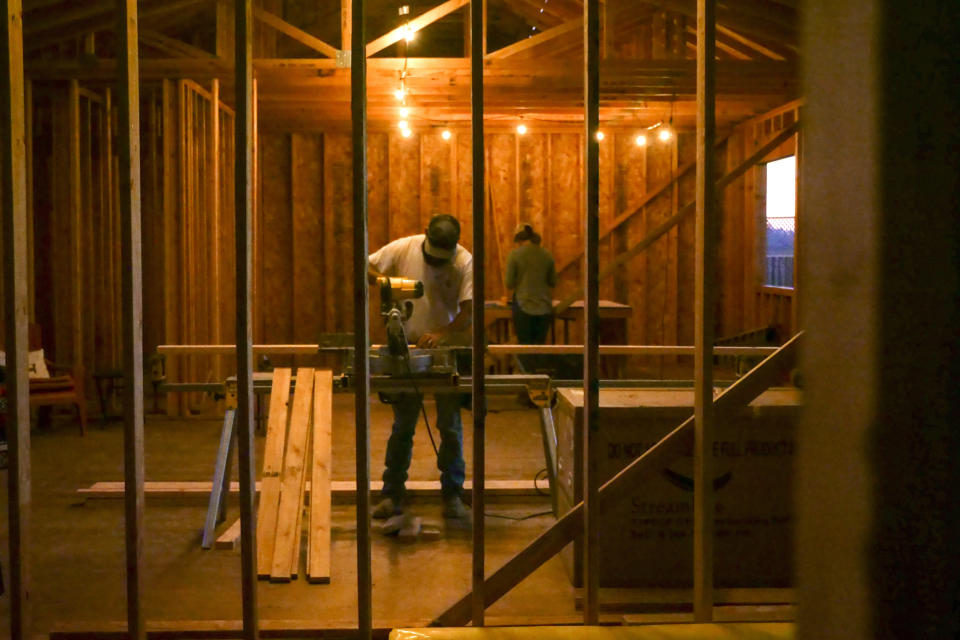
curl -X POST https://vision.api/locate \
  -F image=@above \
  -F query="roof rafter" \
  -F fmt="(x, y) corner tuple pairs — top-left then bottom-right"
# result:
(486, 15), (582, 59)
(253, 6), (338, 58)
(366, 0), (470, 57)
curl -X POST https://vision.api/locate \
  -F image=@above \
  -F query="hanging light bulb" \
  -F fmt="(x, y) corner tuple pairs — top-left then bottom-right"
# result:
(635, 133), (647, 146)
(399, 106), (409, 118)
(441, 129), (452, 141)
(400, 126), (413, 138)
(403, 23), (416, 42)
(398, 120), (409, 130)
(516, 123), (528, 135)
(596, 130), (605, 141)
(394, 86), (406, 101)
(658, 126), (672, 142)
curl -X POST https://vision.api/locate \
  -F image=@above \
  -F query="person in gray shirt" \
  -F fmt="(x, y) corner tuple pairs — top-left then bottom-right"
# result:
(505, 223), (557, 351)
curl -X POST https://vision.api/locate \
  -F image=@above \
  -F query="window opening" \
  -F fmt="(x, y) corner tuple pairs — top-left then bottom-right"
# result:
(763, 155), (796, 288)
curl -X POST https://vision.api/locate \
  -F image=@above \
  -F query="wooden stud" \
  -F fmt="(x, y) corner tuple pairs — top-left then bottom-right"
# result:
(116, 0), (145, 637)
(340, 0), (350, 51)
(1, 2), (32, 636)
(351, 0), (372, 632)
(693, 0), (717, 622)
(69, 79), (84, 387)
(582, 0), (600, 624)
(307, 370), (333, 583)
(234, 0), (259, 634)
(470, 0), (486, 624)
(210, 79), (222, 381)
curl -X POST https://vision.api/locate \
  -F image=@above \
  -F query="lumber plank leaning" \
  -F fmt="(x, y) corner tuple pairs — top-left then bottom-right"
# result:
(432, 332), (802, 626)
(255, 367), (292, 577)
(270, 368), (315, 581)
(308, 370), (334, 583)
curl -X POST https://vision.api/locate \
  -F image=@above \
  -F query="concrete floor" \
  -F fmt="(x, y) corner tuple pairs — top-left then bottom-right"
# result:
(0, 394), (576, 635)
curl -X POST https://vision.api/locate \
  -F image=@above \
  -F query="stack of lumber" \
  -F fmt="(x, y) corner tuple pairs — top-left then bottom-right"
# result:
(256, 367), (333, 583)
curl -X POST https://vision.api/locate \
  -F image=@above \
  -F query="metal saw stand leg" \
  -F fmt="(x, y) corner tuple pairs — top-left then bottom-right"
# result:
(201, 408), (237, 549)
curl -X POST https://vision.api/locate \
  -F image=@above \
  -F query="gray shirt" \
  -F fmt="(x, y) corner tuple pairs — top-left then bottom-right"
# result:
(505, 244), (557, 316)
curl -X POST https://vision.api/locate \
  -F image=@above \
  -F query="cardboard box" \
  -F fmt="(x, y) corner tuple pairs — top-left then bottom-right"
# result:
(554, 387), (801, 588)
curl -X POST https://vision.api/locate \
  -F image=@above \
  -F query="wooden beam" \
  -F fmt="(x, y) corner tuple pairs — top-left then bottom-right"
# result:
(716, 24), (785, 60)
(234, 0), (259, 635)
(487, 344), (776, 356)
(366, 0), (469, 57)
(693, 0), (717, 622)
(469, 0), (486, 625)
(1, 2), (32, 637)
(582, 0), (601, 624)
(351, 0), (372, 634)
(555, 121), (799, 314)
(116, 0), (145, 638)
(256, 368), (291, 576)
(432, 332), (802, 627)
(307, 370), (333, 584)
(140, 29), (215, 58)
(340, 0), (350, 51)
(269, 369), (314, 581)
(486, 16), (582, 59)
(252, 6), (337, 58)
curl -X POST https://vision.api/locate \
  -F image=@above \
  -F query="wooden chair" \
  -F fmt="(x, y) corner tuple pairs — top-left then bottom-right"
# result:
(1, 324), (87, 435)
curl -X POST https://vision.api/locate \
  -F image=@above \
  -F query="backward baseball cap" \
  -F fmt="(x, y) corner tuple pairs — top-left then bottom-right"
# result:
(424, 214), (460, 260)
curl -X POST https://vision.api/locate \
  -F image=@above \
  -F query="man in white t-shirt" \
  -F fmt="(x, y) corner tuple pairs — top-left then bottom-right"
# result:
(368, 214), (473, 523)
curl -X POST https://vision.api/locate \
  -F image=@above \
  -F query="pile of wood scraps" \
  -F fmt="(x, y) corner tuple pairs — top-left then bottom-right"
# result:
(256, 367), (332, 583)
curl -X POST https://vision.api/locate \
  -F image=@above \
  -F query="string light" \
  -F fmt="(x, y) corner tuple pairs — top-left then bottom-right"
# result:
(400, 126), (413, 138)
(398, 120), (409, 130)
(635, 133), (647, 146)
(596, 130), (605, 141)
(399, 106), (409, 118)
(402, 23), (416, 42)
(517, 123), (528, 135)
(658, 126), (672, 142)
(441, 129), (452, 140)
(394, 84), (406, 101)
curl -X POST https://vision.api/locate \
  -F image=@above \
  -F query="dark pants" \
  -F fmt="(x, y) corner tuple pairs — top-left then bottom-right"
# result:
(512, 297), (552, 371)
(381, 392), (465, 502)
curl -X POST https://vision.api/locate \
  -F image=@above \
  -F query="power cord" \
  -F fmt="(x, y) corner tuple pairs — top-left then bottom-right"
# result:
(403, 352), (440, 457)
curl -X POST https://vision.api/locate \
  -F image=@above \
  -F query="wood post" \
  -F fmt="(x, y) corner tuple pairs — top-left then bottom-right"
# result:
(209, 79), (221, 381)
(1, 2), (32, 637)
(116, 0), (145, 638)
(234, 0), (259, 637)
(470, 0), (486, 626)
(582, 0), (601, 624)
(350, 0), (372, 636)
(693, 0), (716, 622)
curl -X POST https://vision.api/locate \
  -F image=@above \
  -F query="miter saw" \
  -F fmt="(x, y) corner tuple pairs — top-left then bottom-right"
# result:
(344, 276), (460, 383)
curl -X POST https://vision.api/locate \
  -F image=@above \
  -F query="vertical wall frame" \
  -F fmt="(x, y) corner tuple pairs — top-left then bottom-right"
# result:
(581, 0), (601, 625)
(1, 1), (31, 637)
(693, 0), (717, 622)
(470, 0), (487, 626)
(351, 0), (372, 636)
(234, 1), (260, 638)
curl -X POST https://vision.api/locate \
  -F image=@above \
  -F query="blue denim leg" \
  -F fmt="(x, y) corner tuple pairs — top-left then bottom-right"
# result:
(434, 392), (466, 499)
(381, 393), (421, 502)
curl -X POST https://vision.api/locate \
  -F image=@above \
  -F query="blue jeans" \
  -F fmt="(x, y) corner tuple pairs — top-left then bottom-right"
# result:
(381, 392), (465, 502)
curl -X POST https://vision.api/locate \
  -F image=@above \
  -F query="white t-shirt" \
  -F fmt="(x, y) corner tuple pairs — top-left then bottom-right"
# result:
(369, 234), (473, 342)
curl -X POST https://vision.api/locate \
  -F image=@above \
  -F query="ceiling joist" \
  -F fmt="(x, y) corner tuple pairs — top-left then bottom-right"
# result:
(486, 16), (582, 59)
(366, 0), (470, 57)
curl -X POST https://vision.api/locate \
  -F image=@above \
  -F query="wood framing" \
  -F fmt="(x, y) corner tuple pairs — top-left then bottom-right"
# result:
(253, 6), (338, 58)
(693, 0), (717, 621)
(366, 0), (469, 56)
(116, 1), (146, 638)
(469, 0), (486, 625)
(486, 16), (582, 59)
(350, 0), (372, 634)
(2, 2), (32, 637)
(433, 333), (802, 626)
(234, 0), (259, 634)
(582, 0), (601, 623)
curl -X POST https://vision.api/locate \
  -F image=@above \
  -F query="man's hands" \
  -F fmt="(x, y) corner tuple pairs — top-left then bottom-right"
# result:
(416, 331), (445, 348)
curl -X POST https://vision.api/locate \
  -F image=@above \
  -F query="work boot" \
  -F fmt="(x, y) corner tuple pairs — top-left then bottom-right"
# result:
(442, 495), (471, 523)
(371, 496), (402, 519)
